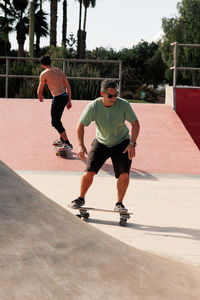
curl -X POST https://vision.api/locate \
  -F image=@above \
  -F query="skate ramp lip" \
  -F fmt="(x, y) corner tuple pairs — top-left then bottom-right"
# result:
(1, 160), (200, 300)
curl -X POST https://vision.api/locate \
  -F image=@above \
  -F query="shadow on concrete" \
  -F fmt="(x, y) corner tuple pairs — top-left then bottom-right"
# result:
(132, 223), (200, 241)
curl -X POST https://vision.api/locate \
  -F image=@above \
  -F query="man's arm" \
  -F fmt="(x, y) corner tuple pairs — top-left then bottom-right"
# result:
(37, 74), (46, 102)
(76, 122), (88, 160)
(64, 76), (72, 109)
(123, 120), (140, 160)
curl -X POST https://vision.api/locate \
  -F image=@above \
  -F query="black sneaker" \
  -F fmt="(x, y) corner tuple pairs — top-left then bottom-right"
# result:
(62, 139), (73, 150)
(114, 202), (128, 212)
(70, 197), (85, 208)
(65, 142), (73, 150)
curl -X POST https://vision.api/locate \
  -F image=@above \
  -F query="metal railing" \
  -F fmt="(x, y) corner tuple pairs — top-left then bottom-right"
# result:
(0, 56), (122, 98)
(170, 42), (200, 87)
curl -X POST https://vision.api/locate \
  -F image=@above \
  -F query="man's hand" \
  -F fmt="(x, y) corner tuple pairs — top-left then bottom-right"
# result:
(66, 100), (72, 110)
(38, 95), (44, 102)
(123, 144), (136, 160)
(77, 145), (87, 160)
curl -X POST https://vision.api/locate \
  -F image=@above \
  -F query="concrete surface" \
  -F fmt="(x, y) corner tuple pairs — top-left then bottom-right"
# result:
(1, 161), (200, 300)
(16, 170), (200, 268)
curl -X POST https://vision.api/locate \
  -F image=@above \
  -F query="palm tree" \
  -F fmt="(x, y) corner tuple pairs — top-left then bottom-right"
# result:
(0, 0), (29, 57)
(34, 6), (49, 55)
(50, 0), (60, 46)
(78, 0), (83, 31)
(76, 0), (96, 58)
(29, 0), (35, 57)
(83, 0), (96, 32)
(62, 0), (67, 47)
(0, 0), (11, 55)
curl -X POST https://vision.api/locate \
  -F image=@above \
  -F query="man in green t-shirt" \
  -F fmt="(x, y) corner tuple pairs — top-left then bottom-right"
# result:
(71, 79), (140, 212)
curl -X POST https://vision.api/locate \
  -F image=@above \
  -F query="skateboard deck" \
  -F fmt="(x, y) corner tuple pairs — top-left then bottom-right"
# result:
(54, 145), (68, 156)
(69, 205), (133, 226)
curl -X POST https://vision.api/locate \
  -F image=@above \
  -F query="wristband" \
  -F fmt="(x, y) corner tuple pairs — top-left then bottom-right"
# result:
(129, 141), (137, 147)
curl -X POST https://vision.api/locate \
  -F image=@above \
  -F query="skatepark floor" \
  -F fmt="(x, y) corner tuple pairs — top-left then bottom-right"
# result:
(1, 99), (200, 266)
(16, 170), (200, 267)
(1, 99), (200, 298)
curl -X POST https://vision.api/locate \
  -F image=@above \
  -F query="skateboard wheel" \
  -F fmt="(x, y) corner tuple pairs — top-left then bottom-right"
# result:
(119, 218), (127, 226)
(76, 214), (82, 218)
(82, 212), (90, 220)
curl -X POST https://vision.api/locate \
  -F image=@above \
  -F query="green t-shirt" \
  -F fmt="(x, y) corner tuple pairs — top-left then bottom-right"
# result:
(79, 97), (138, 147)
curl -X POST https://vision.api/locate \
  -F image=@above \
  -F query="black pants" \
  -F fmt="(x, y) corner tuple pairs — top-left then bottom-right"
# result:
(51, 92), (68, 134)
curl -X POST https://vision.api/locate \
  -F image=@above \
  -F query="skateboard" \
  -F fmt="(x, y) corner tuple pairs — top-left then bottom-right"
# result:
(53, 139), (69, 156)
(69, 206), (133, 226)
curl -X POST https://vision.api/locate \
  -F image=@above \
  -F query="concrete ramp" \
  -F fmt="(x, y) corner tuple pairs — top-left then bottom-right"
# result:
(1, 160), (200, 300)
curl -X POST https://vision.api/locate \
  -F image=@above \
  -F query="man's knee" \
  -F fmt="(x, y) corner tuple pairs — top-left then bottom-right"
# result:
(51, 119), (65, 133)
(118, 172), (129, 182)
(84, 171), (96, 180)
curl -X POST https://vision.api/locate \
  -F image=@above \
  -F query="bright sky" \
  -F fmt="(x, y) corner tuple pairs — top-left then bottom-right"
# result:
(10, 0), (180, 51)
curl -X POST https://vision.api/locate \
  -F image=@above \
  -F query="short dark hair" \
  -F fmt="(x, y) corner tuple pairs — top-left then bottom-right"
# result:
(40, 55), (51, 66)
(100, 79), (118, 92)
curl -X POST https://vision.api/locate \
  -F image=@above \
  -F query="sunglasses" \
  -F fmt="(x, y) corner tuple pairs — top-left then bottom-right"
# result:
(106, 93), (118, 99)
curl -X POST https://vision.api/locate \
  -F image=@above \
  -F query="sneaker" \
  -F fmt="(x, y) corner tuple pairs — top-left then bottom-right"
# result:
(114, 202), (128, 213)
(70, 197), (85, 208)
(64, 142), (73, 151)
(53, 139), (63, 147)
(58, 143), (72, 151)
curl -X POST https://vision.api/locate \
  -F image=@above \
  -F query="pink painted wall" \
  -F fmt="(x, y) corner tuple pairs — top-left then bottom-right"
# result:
(175, 87), (200, 149)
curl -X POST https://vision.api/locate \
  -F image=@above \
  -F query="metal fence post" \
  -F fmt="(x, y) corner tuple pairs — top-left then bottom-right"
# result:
(5, 58), (9, 98)
(173, 42), (178, 87)
(118, 61), (122, 97)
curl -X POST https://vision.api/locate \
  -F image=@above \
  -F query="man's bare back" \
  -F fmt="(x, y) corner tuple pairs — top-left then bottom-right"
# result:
(40, 66), (68, 97)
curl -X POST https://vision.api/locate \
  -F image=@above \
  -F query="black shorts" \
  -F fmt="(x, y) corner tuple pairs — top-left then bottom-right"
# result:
(85, 139), (132, 178)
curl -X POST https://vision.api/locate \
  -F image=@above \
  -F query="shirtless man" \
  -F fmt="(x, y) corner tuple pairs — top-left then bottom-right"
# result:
(37, 55), (73, 150)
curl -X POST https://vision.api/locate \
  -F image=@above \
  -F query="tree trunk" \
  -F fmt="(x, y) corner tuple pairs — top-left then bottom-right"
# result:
(77, 29), (86, 58)
(78, 0), (83, 30)
(62, 0), (67, 48)
(17, 40), (25, 57)
(29, 0), (35, 57)
(3, 0), (10, 55)
(35, 33), (40, 56)
(83, 6), (87, 32)
(50, 0), (58, 46)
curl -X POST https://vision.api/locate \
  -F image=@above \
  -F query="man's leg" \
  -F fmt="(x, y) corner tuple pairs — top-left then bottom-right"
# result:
(71, 140), (109, 208)
(80, 171), (96, 199)
(70, 171), (96, 208)
(60, 131), (69, 142)
(117, 172), (129, 203)
(51, 94), (70, 143)
(111, 139), (131, 211)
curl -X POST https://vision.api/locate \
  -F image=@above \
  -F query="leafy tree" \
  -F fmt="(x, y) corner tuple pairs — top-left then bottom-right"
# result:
(118, 41), (166, 93)
(161, 0), (200, 85)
